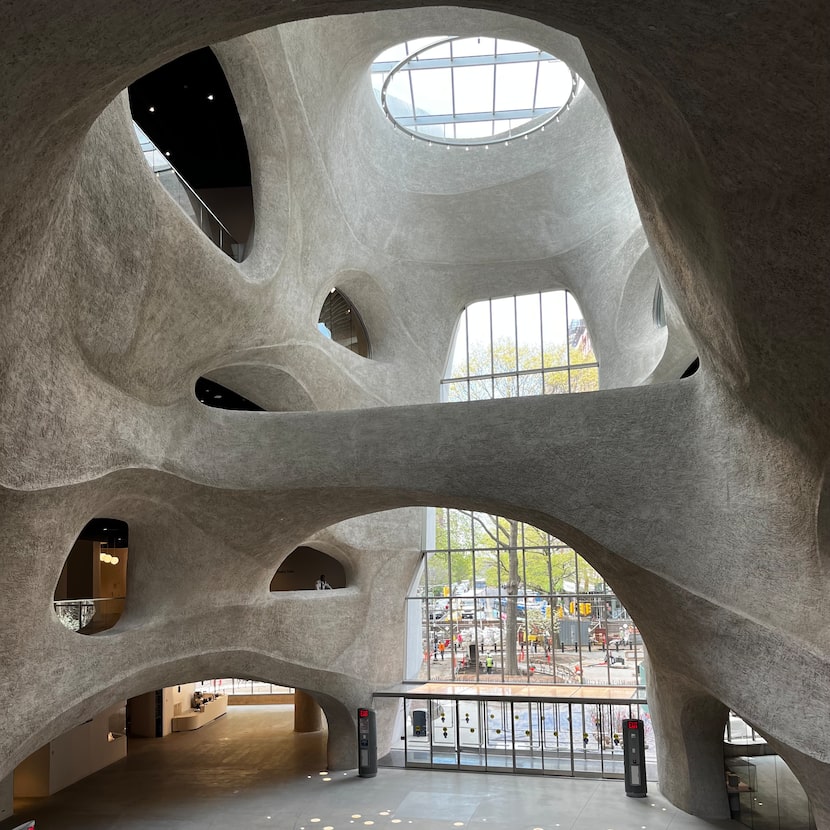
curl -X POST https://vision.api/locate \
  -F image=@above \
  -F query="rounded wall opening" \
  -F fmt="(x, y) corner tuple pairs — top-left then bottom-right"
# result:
(54, 519), (128, 634)
(270, 546), (347, 591)
(199, 365), (315, 412)
(129, 47), (254, 261)
(195, 375), (265, 410)
(371, 36), (580, 146)
(318, 288), (371, 358)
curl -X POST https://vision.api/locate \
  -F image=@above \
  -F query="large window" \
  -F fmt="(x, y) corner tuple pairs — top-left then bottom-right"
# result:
(442, 290), (598, 402)
(407, 509), (643, 687)
(407, 291), (636, 687)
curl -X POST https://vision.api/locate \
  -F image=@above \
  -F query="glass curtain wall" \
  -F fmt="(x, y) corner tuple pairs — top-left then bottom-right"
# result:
(408, 289), (639, 687)
(441, 290), (598, 402)
(195, 679), (294, 695)
(408, 513), (643, 687)
(390, 696), (655, 779)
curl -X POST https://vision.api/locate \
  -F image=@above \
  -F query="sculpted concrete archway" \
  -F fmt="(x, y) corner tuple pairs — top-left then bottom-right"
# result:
(0, 2), (827, 826)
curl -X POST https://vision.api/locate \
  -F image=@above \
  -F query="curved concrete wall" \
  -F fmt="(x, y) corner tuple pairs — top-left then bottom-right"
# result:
(0, 2), (827, 826)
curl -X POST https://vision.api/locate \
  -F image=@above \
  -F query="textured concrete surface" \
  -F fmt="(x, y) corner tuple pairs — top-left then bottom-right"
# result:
(0, 2), (827, 827)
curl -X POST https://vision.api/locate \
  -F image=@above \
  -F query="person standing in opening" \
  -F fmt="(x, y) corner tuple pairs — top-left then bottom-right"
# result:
(486, 654), (494, 674)
(438, 641), (445, 660)
(315, 574), (332, 590)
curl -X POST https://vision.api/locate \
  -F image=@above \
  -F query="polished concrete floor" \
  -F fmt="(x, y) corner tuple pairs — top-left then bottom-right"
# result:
(3, 705), (745, 830)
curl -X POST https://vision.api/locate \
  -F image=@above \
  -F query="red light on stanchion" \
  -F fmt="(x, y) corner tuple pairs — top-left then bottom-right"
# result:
(359, 708), (369, 718)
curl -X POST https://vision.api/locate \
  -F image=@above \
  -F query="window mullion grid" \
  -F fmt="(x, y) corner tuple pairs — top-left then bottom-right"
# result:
(538, 291), (544, 387)
(565, 291), (572, 392)
(574, 550), (583, 682)
(532, 55), (541, 114)
(512, 294), (519, 395)
(547, 542), (556, 680)
(489, 299), (495, 399)
(470, 524), (478, 682)
(407, 68), (416, 131)
(449, 75), (456, 142)
(464, 307), (471, 401)
(520, 523), (529, 682)
(491, 57), (497, 136)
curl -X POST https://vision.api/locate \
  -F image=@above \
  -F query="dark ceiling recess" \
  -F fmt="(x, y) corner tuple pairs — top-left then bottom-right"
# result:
(79, 519), (129, 546)
(681, 357), (700, 378)
(195, 376), (264, 411)
(129, 47), (251, 190)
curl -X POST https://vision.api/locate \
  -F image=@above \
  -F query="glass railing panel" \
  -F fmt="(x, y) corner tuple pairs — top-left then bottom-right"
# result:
(54, 597), (125, 633)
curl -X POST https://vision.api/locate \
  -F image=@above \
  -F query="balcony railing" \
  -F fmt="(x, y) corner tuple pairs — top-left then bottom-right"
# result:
(134, 123), (244, 262)
(54, 597), (125, 634)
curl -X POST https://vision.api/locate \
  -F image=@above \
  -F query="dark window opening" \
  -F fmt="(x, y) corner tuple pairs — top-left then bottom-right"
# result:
(129, 47), (253, 261)
(681, 357), (700, 378)
(270, 546), (346, 591)
(318, 289), (371, 357)
(195, 377), (264, 411)
(54, 519), (128, 634)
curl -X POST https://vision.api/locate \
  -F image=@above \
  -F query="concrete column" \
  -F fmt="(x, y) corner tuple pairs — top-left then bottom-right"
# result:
(294, 690), (323, 733)
(648, 665), (731, 819)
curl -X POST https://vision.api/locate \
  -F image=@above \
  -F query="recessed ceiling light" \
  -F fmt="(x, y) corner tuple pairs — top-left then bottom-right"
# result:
(207, 94), (214, 100)
(164, 151), (170, 157)
(148, 106), (155, 112)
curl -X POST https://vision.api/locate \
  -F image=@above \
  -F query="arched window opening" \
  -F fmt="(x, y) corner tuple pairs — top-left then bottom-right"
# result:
(442, 289), (598, 401)
(54, 519), (128, 634)
(129, 47), (253, 262)
(195, 376), (264, 410)
(318, 288), (371, 357)
(408, 508), (644, 689)
(270, 546), (346, 591)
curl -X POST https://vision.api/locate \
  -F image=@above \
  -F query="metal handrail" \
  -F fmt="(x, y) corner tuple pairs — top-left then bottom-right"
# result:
(135, 122), (244, 262)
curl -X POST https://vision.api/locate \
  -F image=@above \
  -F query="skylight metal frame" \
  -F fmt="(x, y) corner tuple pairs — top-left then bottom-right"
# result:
(376, 36), (579, 146)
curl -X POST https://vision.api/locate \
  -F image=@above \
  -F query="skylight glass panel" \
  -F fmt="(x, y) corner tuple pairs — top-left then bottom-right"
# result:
(452, 36), (496, 58)
(375, 43), (409, 63)
(414, 39), (451, 60)
(496, 39), (538, 56)
(410, 67), (453, 118)
(453, 65), (495, 114)
(372, 36), (578, 145)
(407, 36), (448, 56)
(454, 120), (494, 139)
(535, 60), (573, 108)
(494, 61), (537, 111)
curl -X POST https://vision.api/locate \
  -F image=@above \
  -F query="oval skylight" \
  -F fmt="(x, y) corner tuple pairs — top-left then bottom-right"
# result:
(371, 36), (578, 145)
